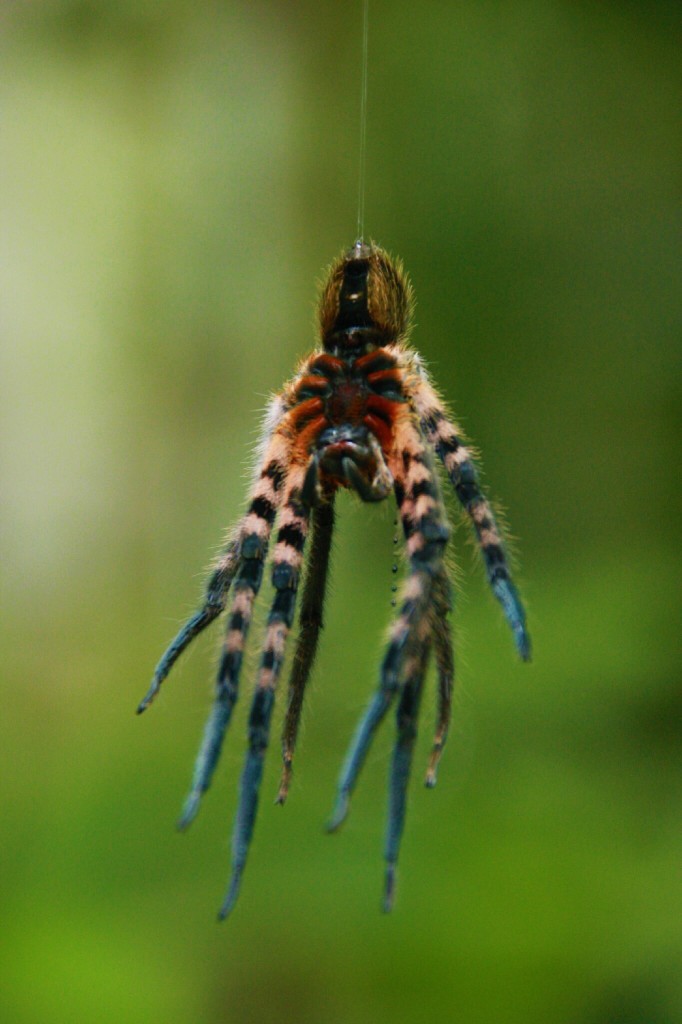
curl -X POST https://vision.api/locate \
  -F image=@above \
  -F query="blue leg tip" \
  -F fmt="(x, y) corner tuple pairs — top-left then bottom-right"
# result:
(516, 627), (532, 662)
(177, 791), (202, 831)
(136, 680), (159, 714)
(217, 868), (242, 921)
(326, 792), (350, 833)
(382, 863), (396, 913)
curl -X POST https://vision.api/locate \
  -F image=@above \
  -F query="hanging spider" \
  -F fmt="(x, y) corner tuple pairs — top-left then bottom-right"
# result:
(138, 241), (531, 918)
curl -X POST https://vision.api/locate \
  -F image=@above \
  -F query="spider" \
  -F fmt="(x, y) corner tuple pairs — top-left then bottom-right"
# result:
(138, 240), (531, 918)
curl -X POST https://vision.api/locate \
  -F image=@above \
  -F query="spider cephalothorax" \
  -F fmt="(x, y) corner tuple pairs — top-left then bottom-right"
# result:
(138, 242), (530, 918)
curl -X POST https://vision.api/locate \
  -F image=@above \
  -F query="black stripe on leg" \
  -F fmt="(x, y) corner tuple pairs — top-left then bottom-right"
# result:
(411, 478), (439, 501)
(250, 495), (277, 524)
(248, 687), (275, 754)
(264, 461), (286, 490)
(453, 460), (481, 507)
(481, 543), (507, 578)
(218, 648), (243, 686)
(236, 558), (264, 590)
(434, 435), (461, 459)
(270, 587), (298, 628)
(278, 523), (306, 552)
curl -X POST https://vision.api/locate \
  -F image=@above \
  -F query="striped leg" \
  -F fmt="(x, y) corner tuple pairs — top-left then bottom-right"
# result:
(277, 494), (336, 804)
(137, 543), (239, 714)
(383, 630), (431, 912)
(408, 371), (531, 660)
(138, 396), (290, 714)
(327, 415), (449, 832)
(219, 470), (309, 919)
(425, 570), (454, 788)
(175, 429), (290, 828)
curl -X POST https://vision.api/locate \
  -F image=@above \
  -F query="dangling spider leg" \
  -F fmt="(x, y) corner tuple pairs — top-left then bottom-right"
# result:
(219, 468), (310, 919)
(277, 494), (336, 804)
(176, 577), (259, 830)
(405, 364), (531, 660)
(174, 421), (291, 828)
(383, 630), (431, 912)
(327, 417), (449, 831)
(137, 544), (239, 714)
(425, 570), (454, 788)
(137, 398), (291, 715)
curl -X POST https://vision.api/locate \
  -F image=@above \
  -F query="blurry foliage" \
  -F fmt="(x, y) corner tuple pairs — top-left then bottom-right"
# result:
(1, 2), (680, 1023)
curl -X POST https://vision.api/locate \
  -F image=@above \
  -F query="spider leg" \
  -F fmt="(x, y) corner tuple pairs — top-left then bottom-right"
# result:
(219, 469), (309, 919)
(176, 575), (259, 830)
(138, 397), (291, 714)
(425, 571), (454, 788)
(172, 423), (290, 827)
(405, 366), (531, 660)
(137, 545), (238, 714)
(383, 630), (431, 912)
(327, 416), (449, 831)
(277, 493), (336, 804)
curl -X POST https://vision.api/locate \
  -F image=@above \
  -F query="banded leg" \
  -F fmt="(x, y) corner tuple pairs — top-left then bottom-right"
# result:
(327, 415), (449, 831)
(425, 571), (454, 788)
(277, 494), (336, 804)
(407, 368), (531, 660)
(177, 582), (257, 829)
(138, 396), (291, 714)
(219, 471), (309, 919)
(137, 542), (239, 714)
(384, 631), (431, 912)
(175, 427), (291, 826)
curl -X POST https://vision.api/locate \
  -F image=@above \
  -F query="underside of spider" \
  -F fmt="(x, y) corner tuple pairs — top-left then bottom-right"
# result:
(138, 240), (531, 919)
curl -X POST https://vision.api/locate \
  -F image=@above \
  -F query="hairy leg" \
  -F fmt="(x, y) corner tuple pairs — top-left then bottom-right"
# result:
(404, 363), (531, 660)
(174, 422), (291, 826)
(137, 544), (239, 714)
(220, 467), (310, 918)
(425, 571), (454, 788)
(277, 494), (336, 804)
(327, 413), (450, 831)
(383, 630), (431, 911)
(138, 397), (290, 713)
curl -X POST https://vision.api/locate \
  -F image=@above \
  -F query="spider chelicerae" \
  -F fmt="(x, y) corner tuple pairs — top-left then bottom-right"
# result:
(138, 241), (531, 918)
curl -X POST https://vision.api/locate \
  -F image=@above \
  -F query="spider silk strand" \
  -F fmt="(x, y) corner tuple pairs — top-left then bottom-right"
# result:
(356, 0), (370, 244)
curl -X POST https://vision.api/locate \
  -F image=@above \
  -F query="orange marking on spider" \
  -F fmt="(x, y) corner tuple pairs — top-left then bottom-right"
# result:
(139, 242), (530, 919)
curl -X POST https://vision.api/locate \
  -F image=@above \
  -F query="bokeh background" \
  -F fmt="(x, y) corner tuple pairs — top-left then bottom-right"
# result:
(1, 2), (680, 1022)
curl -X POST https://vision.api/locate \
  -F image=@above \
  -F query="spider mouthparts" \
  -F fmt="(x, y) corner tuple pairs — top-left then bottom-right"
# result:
(342, 456), (388, 503)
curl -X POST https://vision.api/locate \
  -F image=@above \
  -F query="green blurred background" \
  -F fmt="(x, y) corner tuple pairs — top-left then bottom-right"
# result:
(1, 2), (680, 1022)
